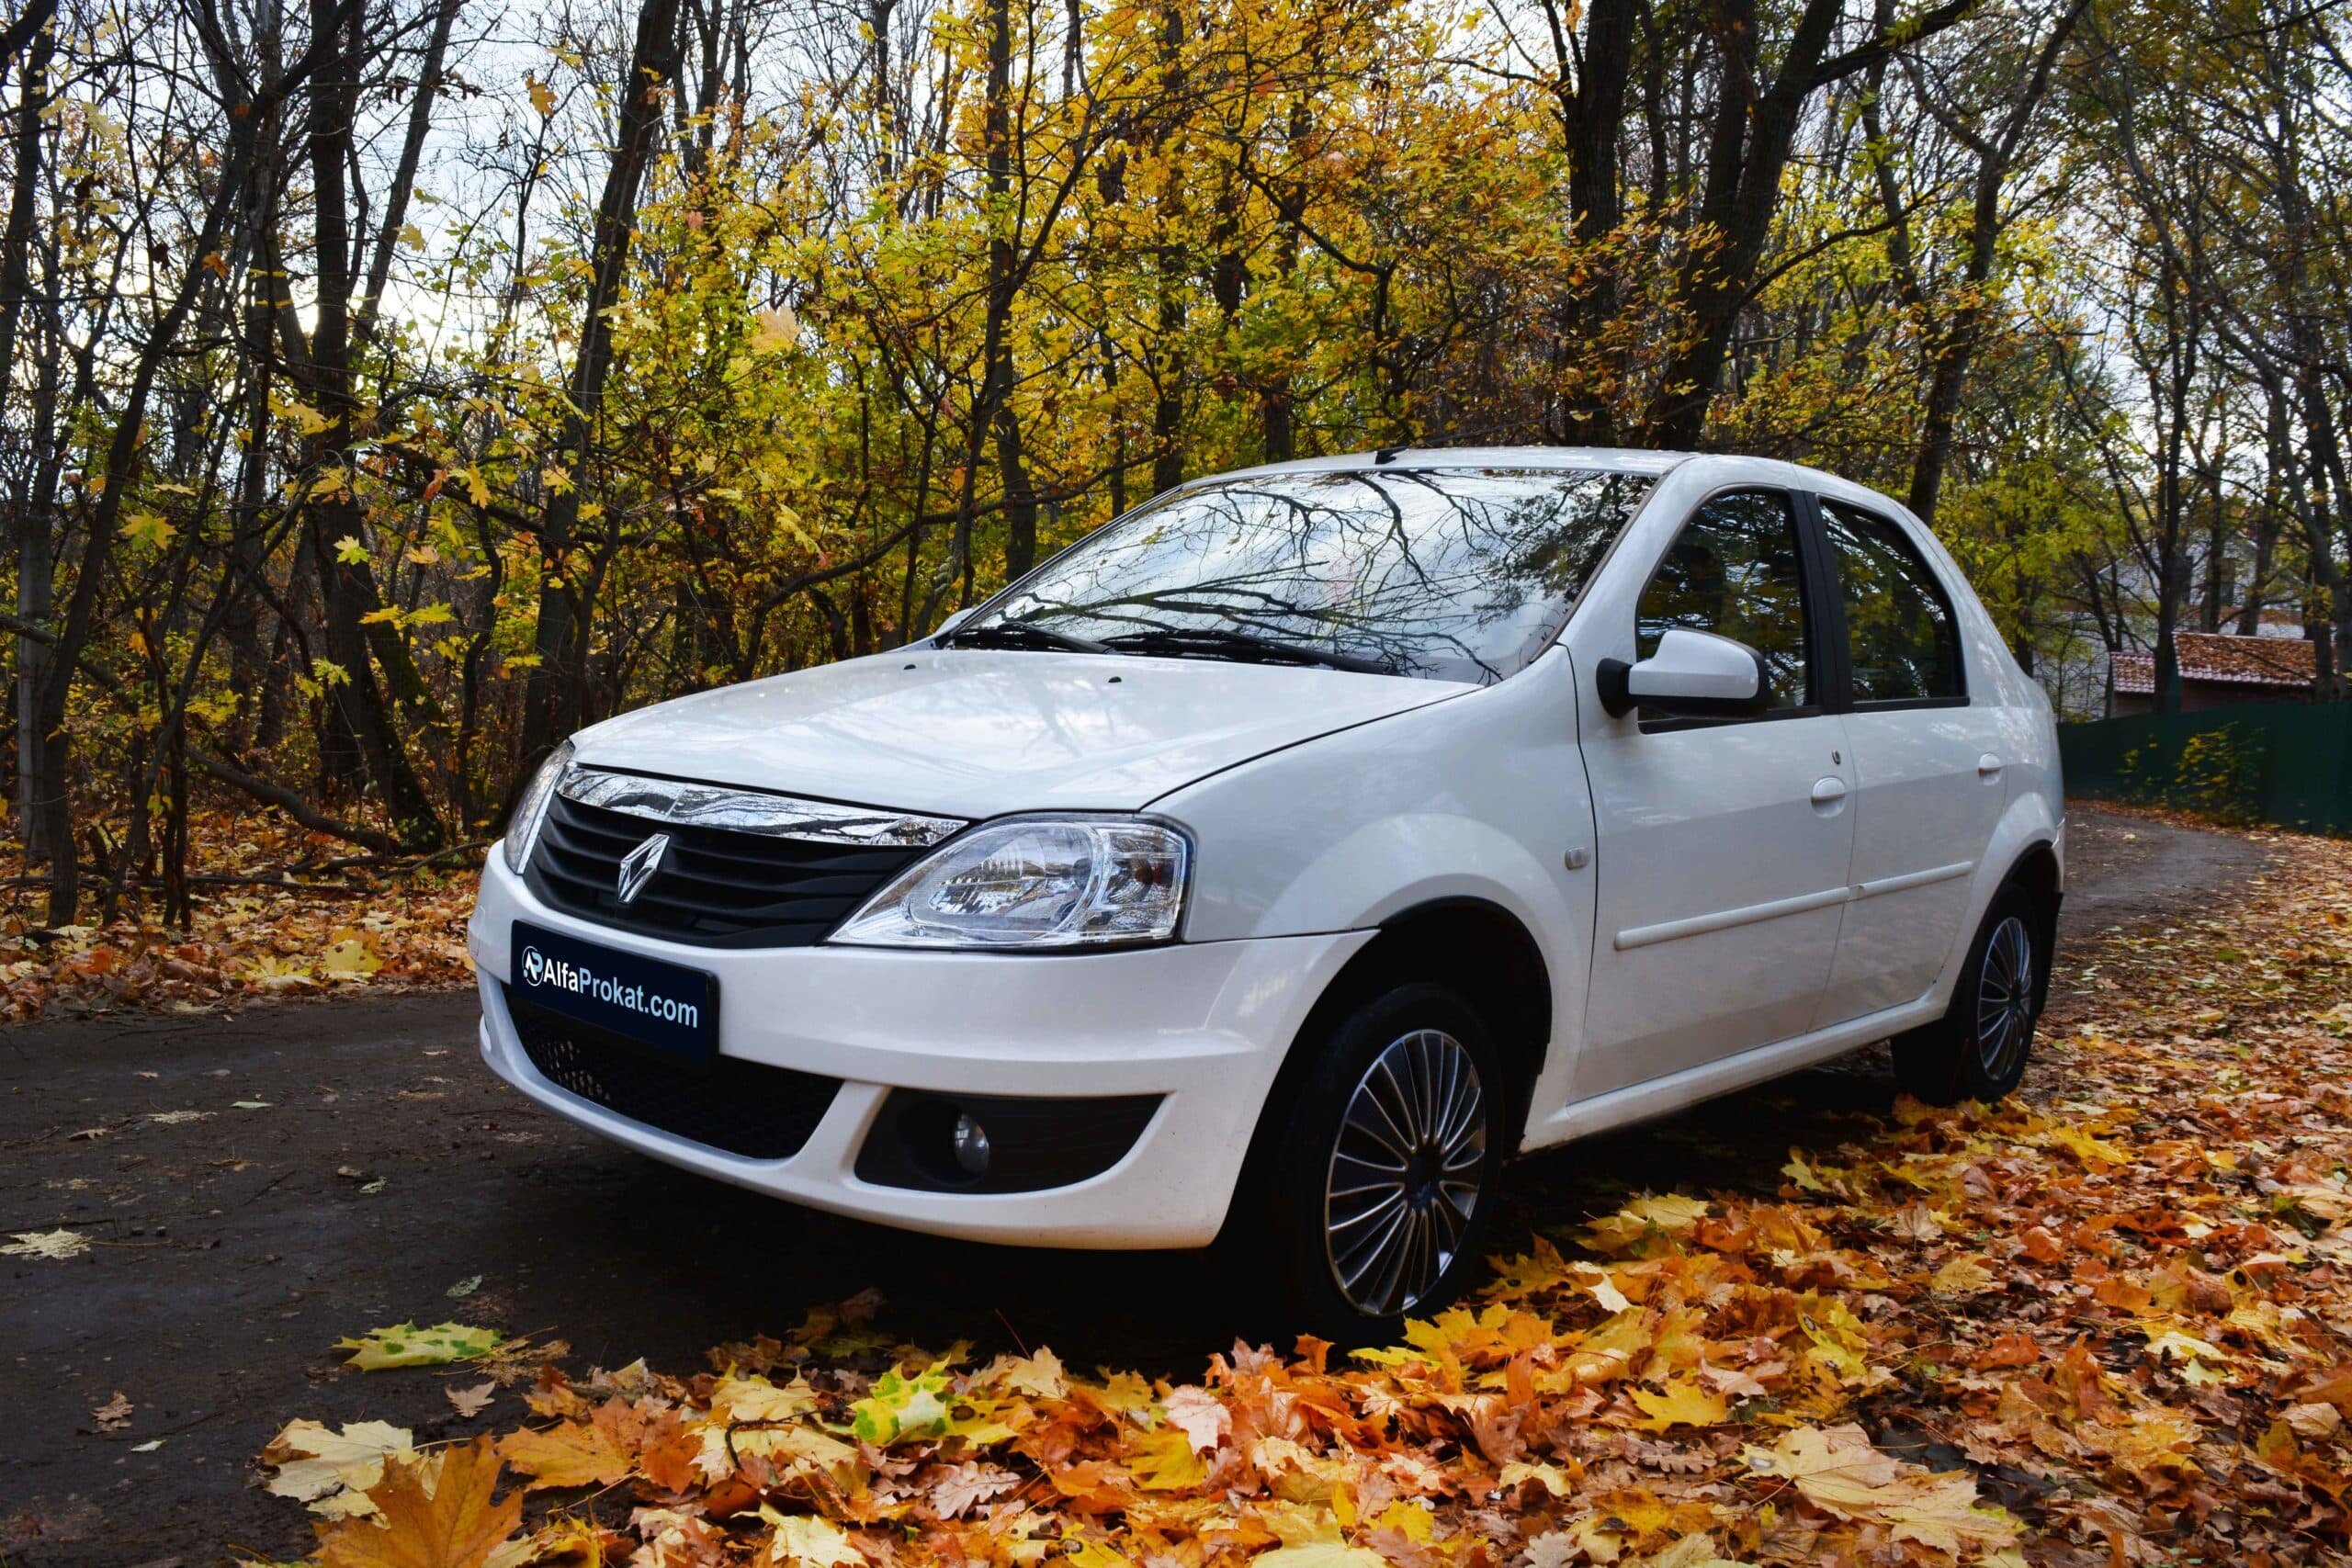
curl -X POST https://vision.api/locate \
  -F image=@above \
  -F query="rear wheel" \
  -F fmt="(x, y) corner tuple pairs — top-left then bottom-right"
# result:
(1250, 982), (1509, 1344)
(1893, 884), (2045, 1106)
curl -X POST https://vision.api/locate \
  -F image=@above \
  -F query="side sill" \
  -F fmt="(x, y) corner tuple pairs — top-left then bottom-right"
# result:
(1521, 995), (1944, 1152)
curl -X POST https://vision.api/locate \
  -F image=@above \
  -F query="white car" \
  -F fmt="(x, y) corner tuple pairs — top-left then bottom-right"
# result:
(469, 448), (2063, 1337)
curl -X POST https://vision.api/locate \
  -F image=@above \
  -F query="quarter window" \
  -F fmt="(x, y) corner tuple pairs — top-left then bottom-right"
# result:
(1819, 500), (1962, 704)
(1636, 490), (1812, 712)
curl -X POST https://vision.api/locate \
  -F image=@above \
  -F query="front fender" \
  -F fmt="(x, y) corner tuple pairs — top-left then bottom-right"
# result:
(1252, 812), (1566, 938)
(1153, 651), (1599, 1124)
(1156, 649), (1594, 947)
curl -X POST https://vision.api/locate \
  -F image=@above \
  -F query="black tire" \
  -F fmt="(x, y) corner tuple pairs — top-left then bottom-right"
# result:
(1247, 981), (1510, 1345)
(1892, 883), (2046, 1106)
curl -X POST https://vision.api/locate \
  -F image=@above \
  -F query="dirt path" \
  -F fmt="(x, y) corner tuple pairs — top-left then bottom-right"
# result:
(0, 804), (2278, 1564)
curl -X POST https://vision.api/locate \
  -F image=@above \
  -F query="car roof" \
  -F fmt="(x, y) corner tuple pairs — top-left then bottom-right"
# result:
(1188, 446), (1917, 520)
(1200, 446), (1693, 481)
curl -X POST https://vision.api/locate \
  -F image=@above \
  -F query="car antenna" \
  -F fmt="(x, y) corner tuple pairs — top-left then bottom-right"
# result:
(1374, 412), (1557, 466)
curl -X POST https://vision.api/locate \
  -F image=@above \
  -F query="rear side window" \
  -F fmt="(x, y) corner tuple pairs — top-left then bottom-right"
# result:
(1819, 500), (1962, 704)
(1637, 489), (1811, 712)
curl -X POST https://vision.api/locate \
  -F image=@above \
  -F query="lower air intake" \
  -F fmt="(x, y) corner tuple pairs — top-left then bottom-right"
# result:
(503, 987), (839, 1160)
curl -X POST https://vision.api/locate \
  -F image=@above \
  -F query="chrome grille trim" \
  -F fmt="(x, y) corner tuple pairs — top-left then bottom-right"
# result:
(556, 767), (967, 848)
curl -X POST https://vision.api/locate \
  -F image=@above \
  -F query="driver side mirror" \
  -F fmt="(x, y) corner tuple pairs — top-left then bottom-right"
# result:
(1596, 627), (1770, 720)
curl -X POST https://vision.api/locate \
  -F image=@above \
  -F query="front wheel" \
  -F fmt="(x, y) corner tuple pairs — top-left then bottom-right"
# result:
(1893, 884), (2045, 1106)
(1252, 982), (1509, 1344)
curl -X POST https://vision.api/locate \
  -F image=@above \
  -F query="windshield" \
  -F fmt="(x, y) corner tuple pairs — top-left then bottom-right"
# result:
(960, 467), (1654, 683)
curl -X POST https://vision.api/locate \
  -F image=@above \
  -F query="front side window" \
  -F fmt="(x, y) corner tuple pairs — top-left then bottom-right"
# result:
(1636, 490), (1811, 712)
(964, 467), (1655, 684)
(1819, 499), (1962, 704)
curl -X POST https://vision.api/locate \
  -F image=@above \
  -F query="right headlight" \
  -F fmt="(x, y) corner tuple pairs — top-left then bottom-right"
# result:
(502, 739), (574, 874)
(830, 816), (1190, 950)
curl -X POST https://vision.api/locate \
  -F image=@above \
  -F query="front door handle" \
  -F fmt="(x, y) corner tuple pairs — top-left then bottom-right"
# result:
(1810, 776), (1849, 808)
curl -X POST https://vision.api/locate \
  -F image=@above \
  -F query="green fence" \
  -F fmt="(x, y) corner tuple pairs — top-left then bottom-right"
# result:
(2059, 700), (2352, 834)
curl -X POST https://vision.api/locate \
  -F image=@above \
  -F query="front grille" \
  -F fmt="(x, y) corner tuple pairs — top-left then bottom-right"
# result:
(503, 987), (839, 1160)
(526, 792), (922, 948)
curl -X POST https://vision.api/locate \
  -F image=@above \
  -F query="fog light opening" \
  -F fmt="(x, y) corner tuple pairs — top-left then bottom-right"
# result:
(952, 1111), (991, 1176)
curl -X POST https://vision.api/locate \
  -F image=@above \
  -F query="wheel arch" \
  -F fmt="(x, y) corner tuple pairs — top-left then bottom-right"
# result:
(2002, 837), (2063, 1012)
(1216, 897), (1553, 1242)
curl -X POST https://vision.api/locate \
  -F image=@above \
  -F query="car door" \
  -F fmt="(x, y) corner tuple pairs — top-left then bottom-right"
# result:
(1571, 487), (1858, 1100)
(1811, 495), (2007, 1024)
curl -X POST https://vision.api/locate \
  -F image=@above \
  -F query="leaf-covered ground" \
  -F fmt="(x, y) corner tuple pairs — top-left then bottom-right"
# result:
(245, 825), (2352, 1568)
(0, 814), (477, 1020)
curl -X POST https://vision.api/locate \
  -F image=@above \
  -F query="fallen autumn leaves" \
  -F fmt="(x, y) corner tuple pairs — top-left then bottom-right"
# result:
(0, 812), (476, 1019)
(254, 826), (2352, 1568)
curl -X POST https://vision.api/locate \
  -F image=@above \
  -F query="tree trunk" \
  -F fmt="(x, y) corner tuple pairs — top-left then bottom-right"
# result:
(301, 0), (446, 847)
(1550, 0), (1633, 444)
(3, 7), (55, 855)
(983, 0), (1038, 580)
(522, 0), (684, 764)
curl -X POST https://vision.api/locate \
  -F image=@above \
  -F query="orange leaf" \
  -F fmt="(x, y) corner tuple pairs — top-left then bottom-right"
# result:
(1973, 1333), (2041, 1369)
(497, 1398), (659, 1489)
(316, 1437), (520, 1568)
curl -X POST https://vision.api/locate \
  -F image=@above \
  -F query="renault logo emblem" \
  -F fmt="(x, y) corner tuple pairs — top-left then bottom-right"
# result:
(616, 833), (671, 906)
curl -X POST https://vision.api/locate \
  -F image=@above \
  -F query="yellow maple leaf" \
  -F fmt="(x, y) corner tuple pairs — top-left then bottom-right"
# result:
(316, 1438), (521, 1568)
(1929, 1254), (1997, 1295)
(758, 1507), (862, 1567)
(336, 1321), (503, 1371)
(2099, 1409), (2200, 1483)
(1585, 1192), (1710, 1255)
(244, 953), (315, 987)
(989, 1347), (1068, 1399)
(1798, 1300), (1883, 1387)
(1781, 1148), (1833, 1193)
(1485, 1235), (1579, 1301)
(1630, 1377), (1731, 1432)
(751, 305), (800, 354)
(124, 510), (175, 550)
(1127, 1425), (1207, 1491)
(1496, 1460), (1577, 1496)
(322, 931), (384, 978)
(1250, 1507), (1385, 1568)
(2043, 1123), (2128, 1167)
(1060, 1533), (1132, 1568)
(695, 1376), (849, 1483)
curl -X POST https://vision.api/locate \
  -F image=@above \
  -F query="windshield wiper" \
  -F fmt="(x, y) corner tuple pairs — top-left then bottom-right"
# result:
(937, 621), (1113, 655)
(1103, 626), (1396, 675)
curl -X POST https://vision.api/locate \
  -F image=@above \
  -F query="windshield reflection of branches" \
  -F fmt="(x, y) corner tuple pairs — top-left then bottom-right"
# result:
(984, 468), (1649, 684)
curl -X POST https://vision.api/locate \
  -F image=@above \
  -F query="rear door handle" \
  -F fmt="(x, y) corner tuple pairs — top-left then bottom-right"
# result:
(1810, 776), (1849, 807)
(1977, 753), (2004, 779)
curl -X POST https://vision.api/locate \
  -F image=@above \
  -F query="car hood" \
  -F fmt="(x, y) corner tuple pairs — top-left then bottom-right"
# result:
(571, 649), (1472, 821)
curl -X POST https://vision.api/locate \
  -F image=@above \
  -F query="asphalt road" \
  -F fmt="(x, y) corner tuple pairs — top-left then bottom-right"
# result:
(0, 803), (2275, 1564)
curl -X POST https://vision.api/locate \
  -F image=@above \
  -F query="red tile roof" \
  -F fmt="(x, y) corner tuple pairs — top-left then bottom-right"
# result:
(2111, 632), (2317, 695)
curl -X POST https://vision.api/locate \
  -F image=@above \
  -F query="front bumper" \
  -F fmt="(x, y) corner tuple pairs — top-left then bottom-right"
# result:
(468, 853), (1367, 1247)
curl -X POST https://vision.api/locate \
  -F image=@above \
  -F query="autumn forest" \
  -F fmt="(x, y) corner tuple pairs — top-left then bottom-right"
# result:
(3, 0), (2350, 924)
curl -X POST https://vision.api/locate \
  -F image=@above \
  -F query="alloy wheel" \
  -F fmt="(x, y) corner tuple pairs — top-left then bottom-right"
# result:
(1323, 1028), (1487, 1315)
(1975, 914), (2036, 1083)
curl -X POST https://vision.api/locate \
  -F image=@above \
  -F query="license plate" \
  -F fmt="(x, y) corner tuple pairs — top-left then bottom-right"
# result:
(509, 920), (718, 1063)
